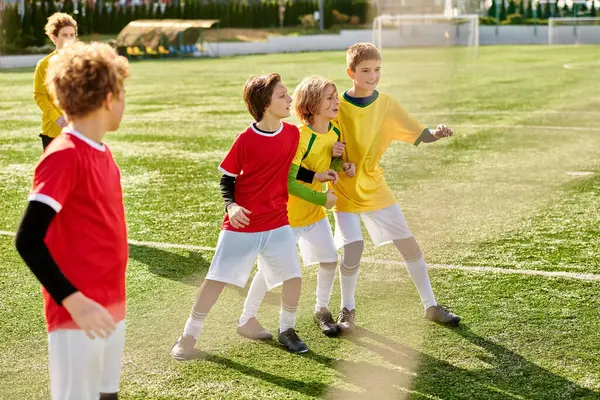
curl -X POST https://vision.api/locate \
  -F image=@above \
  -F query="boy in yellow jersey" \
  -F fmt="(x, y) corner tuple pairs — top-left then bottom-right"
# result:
(236, 76), (356, 338)
(327, 43), (460, 330)
(33, 13), (77, 150)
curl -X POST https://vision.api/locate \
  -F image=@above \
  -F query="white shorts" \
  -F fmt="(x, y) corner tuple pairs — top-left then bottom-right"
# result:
(49, 320), (126, 400)
(292, 218), (339, 266)
(206, 225), (302, 290)
(334, 203), (413, 248)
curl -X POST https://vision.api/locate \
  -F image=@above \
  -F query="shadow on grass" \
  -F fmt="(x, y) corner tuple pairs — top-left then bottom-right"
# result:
(128, 244), (209, 286)
(342, 325), (599, 400)
(202, 352), (356, 398)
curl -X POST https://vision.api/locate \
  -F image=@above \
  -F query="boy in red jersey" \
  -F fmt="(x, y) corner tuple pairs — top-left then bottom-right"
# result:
(171, 73), (308, 358)
(15, 42), (130, 400)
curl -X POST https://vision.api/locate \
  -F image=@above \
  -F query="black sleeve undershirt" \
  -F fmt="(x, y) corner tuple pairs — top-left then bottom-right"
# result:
(15, 201), (78, 305)
(220, 174), (236, 212)
(296, 166), (315, 184)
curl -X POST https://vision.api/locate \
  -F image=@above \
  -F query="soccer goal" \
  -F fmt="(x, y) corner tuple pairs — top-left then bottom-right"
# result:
(372, 14), (479, 58)
(548, 17), (600, 45)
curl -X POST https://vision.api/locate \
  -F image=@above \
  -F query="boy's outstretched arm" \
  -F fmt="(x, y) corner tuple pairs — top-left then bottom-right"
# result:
(419, 125), (454, 144)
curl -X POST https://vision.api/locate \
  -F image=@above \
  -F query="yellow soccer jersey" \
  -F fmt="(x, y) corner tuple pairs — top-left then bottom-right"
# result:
(331, 91), (427, 213)
(33, 51), (64, 138)
(287, 122), (340, 228)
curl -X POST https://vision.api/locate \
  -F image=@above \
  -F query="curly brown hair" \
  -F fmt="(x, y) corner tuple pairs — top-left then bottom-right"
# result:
(243, 73), (282, 122)
(346, 43), (381, 71)
(293, 76), (337, 125)
(46, 41), (130, 118)
(44, 12), (78, 38)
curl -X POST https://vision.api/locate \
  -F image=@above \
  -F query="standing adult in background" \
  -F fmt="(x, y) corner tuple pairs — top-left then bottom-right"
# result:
(33, 13), (77, 150)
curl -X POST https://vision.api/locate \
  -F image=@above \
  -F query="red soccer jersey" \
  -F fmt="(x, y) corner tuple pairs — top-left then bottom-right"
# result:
(29, 128), (128, 332)
(219, 122), (300, 233)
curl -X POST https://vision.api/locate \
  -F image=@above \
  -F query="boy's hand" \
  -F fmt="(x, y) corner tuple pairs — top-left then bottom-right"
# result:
(56, 116), (68, 128)
(314, 169), (338, 185)
(332, 141), (345, 157)
(342, 162), (356, 177)
(227, 203), (251, 229)
(62, 292), (116, 340)
(432, 124), (453, 139)
(325, 190), (337, 209)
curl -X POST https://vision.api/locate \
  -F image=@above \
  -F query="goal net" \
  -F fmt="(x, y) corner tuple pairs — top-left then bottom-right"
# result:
(372, 14), (479, 58)
(548, 17), (600, 45)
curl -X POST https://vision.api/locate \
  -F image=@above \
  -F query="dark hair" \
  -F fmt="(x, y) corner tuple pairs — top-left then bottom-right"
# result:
(243, 73), (282, 122)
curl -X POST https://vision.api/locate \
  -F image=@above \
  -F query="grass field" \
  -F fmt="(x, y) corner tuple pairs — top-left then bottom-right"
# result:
(1, 45), (599, 399)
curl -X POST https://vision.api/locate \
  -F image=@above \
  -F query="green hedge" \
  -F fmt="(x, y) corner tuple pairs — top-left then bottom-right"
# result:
(0, 0), (372, 52)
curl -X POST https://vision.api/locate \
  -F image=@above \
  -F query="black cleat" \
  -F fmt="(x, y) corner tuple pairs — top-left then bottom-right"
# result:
(278, 328), (309, 354)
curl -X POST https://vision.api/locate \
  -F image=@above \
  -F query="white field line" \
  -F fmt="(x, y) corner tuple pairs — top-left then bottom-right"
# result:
(361, 258), (600, 282)
(451, 124), (600, 132)
(1, 230), (598, 282)
(563, 63), (600, 70)
(412, 110), (600, 116)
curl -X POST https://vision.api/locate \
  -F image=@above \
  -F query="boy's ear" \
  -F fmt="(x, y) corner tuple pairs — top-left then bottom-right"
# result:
(346, 67), (355, 80)
(104, 92), (113, 111)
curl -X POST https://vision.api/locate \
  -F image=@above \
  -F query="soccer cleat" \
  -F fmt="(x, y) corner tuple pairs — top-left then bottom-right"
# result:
(337, 307), (356, 334)
(425, 305), (461, 326)
(278, 328), (309, 354)
(170, 335), (202, 361)
(236, 317), (273, 341)
(314, 307), (340, 337)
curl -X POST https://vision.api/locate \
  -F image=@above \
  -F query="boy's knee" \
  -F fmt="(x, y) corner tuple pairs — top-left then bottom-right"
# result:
(342, 240), (364, 263)
(393, 237), (423, 261)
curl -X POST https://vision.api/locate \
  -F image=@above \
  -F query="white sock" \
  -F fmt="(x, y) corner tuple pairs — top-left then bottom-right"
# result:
(239, 269), (268, 326)
(315, 263), (337, 312)
(183, 310), (207, 339)
(404, 256), (437, 309)
(279, 302), (297, 332)
(339, 261), (359, 311)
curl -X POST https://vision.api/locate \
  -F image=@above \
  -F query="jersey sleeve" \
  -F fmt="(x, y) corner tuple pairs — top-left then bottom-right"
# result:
(219, 133), (244, 177)
(389, 97), (428, 146)
(288, 164), (327, 206)
(292, 130), (310, 166)
(29, 149), (79, 213)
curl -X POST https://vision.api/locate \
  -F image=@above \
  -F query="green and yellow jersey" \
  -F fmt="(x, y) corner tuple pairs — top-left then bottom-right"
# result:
(331, 90), (428, 213)
(287, 121), (342, 228)
(33, 51), (64, 139)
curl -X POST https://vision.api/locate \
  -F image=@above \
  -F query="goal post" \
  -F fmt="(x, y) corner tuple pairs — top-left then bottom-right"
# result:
(372, 14), (479, 58)
(548, 17), (600, 45)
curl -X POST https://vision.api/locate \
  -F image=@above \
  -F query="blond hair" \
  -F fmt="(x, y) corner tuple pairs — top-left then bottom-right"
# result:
(44, 12), (77, 38)
(46, 41), (129, 118)
(293, 76), (337, 125)
(243, 73), (282, 122)
(346, 42), (381, 71)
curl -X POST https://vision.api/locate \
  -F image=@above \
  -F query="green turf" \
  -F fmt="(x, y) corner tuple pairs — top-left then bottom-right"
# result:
(1, 46), (599, 399)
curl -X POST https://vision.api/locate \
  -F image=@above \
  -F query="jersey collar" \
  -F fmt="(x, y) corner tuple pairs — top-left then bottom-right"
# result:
(64, 128), (106, 152)
(250, 122), (283, 137)
(343, 90), (380, 108)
